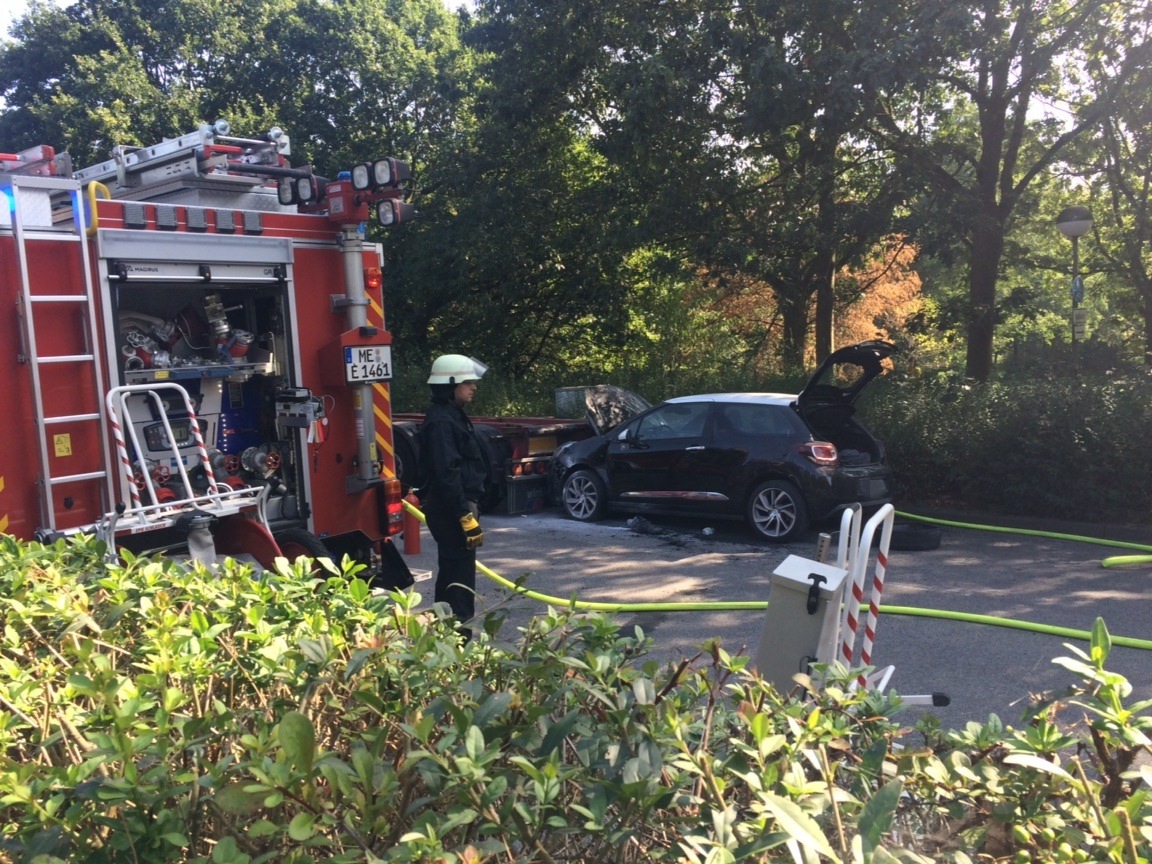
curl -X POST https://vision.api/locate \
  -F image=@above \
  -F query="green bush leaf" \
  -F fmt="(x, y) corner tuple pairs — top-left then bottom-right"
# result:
(760, 791), (841, 863)
(211, 836), (250, 864)
(248, 820), (280, 838)
(214, 782), (266, 815)
(440, 806), (479, 832)
(472, 691), (513, 728)
(279, 711), (317, 776)
(465, 725), (484, 761)
(288, 812), (317, 841)
(539, 711), (579, 757)
(1002, 753), (1073, 780)
(858, 778), (903, 850)
(298, 637), (330, 665)
(1090, 617), (1112, 666)
(347, 577), (370, 603)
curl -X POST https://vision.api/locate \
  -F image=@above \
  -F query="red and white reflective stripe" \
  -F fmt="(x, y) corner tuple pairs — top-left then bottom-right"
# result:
(841, 576), (865, 665)
(837, 506), (864, 665)
(858, 548), (888, 685)
(186, 411), (220, 495)
(107, 405), (142, 510)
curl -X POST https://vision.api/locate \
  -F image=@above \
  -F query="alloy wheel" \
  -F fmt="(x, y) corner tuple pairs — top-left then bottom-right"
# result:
(563, 473), (600, 520)
(751, 486), (798, 538)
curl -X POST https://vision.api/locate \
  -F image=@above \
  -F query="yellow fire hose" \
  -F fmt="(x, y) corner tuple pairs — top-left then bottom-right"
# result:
(401, 500), (1152, 652)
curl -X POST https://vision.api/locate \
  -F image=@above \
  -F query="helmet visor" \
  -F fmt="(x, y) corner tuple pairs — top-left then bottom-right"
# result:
(465, 357), (489, 381)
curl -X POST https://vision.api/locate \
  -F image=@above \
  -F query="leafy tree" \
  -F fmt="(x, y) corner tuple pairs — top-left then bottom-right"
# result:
(835, 236), (925, 353)
(1080, 13), (1152, 364)
(9, 0), (1152, 386)
(462, 0), (922, 373)
(702, 0), (924, 368)
(389, 0), (731, 376)
(869, 0), (1152, 380)
(0, 0), (216, 162)
(0, 0), (473, 171)
(387, 124), (630, 377)
(246, 0), (475, 176)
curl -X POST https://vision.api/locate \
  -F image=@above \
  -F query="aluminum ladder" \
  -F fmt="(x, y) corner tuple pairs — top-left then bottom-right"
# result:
(3, 173), (113, 534)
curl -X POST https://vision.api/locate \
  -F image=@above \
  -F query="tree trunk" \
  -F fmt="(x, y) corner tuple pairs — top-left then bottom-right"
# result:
(814, 251), (836, 363)
(964, 221), (1005, 381)
(779, 295), (810, 369)
(813, 134), (839, 363)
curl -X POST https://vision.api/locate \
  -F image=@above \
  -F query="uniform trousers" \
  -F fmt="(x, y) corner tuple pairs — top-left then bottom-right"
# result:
(424, 504), (477, 632)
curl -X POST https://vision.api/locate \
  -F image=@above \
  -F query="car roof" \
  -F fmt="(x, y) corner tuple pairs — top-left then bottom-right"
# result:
(665, 393), (797, 407)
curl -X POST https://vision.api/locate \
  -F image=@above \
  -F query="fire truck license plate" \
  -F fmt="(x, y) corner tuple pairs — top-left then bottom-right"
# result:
(344, 345), (393, 383)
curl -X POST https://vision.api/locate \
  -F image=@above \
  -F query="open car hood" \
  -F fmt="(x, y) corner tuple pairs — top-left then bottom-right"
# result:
(555, 385), (651, 436)
(795, 340), (897, 427)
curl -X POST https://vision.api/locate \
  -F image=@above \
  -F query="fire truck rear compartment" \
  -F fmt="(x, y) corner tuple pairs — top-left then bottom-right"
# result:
(107, 280), (387, 576)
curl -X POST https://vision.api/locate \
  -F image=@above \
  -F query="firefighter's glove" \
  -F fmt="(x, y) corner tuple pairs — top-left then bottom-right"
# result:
(460, 512), (484, 550)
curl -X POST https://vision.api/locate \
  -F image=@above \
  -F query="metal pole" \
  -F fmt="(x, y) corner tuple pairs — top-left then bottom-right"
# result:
(338, 227), (380, 486)
(1071, 234), (1079, 345)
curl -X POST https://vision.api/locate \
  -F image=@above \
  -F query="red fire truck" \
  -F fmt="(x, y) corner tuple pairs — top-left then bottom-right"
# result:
(0, 120), (413, 584)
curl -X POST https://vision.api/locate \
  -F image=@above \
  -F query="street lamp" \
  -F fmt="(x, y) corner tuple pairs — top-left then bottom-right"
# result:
(1056, 205), (1092, 344)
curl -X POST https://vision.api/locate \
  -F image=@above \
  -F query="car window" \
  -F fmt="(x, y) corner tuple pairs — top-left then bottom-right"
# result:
(716, 403), (795, 438)
(636, 402), (710, 440)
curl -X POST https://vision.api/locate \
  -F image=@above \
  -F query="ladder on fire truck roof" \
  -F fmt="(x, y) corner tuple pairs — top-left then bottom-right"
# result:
(1, 171), (114, 533)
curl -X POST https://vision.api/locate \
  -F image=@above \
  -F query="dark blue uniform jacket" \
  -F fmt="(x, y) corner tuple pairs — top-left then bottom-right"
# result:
(418, 399), (487, 516)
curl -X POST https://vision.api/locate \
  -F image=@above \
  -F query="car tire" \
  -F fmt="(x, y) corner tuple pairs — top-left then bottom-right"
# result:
(746, 479), (808, 542)
(561, 469), (607, 522)
(274, 528), (333, 575)
(889, 520), (942, 551)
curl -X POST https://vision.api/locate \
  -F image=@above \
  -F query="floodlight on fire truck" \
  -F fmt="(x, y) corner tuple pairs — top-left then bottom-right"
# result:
(277, 176), (298, 205)
(298, 175), (327, 203)
(277, 174), (328, 205)
(377, 198), (418, 227)
(351, 158), (412, 191)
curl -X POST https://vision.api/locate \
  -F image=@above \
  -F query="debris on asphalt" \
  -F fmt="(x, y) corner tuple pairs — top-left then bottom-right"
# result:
(626, 516), (667, 536)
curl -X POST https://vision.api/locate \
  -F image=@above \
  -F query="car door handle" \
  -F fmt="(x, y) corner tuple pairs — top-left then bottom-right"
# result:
(685, 445), (706, 451)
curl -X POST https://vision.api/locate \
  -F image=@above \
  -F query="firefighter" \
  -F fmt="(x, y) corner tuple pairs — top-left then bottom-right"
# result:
(418, 354), (489, 638)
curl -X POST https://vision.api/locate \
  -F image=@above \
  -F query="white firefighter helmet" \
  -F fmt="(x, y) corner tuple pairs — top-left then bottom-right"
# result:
(427, 354), (489, 385)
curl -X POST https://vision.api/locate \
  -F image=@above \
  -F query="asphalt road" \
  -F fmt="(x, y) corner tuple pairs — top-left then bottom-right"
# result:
(399, 506), (1152, 729)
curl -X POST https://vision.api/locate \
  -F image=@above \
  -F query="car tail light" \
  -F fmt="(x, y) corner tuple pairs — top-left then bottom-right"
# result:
(801, 441), (839, 467)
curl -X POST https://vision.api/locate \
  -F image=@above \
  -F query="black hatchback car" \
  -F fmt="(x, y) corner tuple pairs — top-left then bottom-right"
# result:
(549, 341), (896, 541)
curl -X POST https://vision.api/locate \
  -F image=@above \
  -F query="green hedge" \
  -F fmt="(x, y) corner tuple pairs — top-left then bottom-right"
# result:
(864, 372), (1152, 524)
(2, 536), (1150, 862)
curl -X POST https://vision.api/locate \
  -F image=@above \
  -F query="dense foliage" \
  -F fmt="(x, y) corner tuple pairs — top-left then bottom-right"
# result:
(863, 368), (1152, 524)
(1, 537), (1151, 862)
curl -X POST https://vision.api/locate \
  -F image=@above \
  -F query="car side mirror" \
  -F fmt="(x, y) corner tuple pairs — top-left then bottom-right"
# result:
(618, 426), (645, 448)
